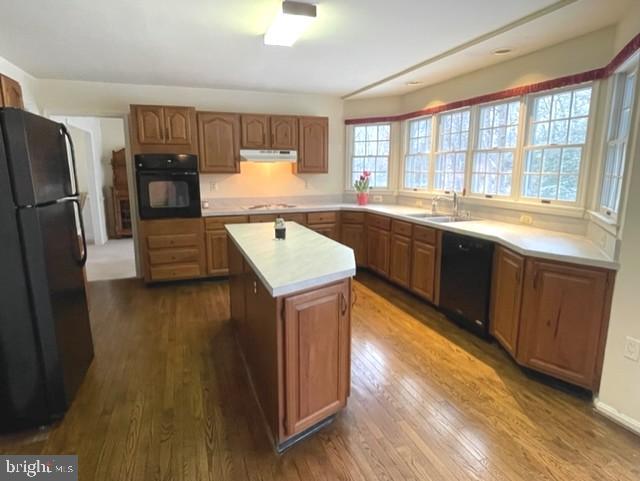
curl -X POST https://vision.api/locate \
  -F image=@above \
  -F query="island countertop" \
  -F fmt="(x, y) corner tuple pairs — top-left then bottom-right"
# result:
(226, 221), (356, 297)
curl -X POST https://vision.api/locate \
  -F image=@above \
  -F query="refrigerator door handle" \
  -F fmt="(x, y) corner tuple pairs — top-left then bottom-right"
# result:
(70, 198), (88, 267)
(60, 123), (80, 197)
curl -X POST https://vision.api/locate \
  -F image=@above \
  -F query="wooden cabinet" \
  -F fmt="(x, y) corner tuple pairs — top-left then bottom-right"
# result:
(197, 112), (241, 173)
(307, 211), (339, 241)
(139, 218), (206, 283)
(341, 212), (366, 267)
(490, 247), (525, 356)
(241, 114), (270, 148)
(298, 116), (328, 173)
(204, 215), (248, 276)
(0, 74), (24, 109)
(270, 115), (298, 150)
(411, 241), (437, 302)
(283, 280), (350, 437)
(130, 105), (197, 154)
(367, 226), (390, 277)
(390, 233), (412, 288)
(517, 259), (614, 389)
(108, 148), (131, 239)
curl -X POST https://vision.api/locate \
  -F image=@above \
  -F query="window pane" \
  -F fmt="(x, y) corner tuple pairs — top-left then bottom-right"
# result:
(523, 85), (592, 202)
(434, 110), (469, 192)
(352, 123), (391, 190)
(404, 117), (432, 190)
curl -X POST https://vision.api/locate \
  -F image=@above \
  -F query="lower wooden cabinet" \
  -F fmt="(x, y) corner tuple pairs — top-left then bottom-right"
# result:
(490, 247), (525, 356)
(516, 259), (614, 389)
(283, 281), (350, 436)
(389, 233), (412, 288)
(411, 240), (437, 302)
(341, 221), (366, 266)
(367, 226), (390, 277)
(204, 215), (248, 276)
(309, 223), (339, 241)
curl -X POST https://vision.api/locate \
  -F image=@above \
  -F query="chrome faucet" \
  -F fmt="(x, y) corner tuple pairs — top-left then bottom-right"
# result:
(431, 196), (440, 214)
(452, 192), (460, 217)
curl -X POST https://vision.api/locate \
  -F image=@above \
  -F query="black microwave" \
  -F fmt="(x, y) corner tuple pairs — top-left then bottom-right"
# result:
(135, 154), (201, 220)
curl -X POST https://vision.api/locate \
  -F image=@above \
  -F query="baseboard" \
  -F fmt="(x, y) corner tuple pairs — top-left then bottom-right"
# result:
(594, 398), (640, 436)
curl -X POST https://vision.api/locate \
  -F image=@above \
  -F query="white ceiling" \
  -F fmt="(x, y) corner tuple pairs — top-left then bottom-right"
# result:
(0, 0), (632, 98)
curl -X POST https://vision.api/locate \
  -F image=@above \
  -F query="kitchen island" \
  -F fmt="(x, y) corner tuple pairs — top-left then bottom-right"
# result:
(226, 221), (356, 452)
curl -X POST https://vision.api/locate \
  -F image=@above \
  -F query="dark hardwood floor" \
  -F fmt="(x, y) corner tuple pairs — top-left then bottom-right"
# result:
(1, 271), (639, 480)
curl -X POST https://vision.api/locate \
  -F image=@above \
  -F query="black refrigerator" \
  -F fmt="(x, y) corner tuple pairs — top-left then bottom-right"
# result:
(0, 108), (94, 433)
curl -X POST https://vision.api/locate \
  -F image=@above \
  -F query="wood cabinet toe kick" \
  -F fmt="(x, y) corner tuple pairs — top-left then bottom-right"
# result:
(227, 236), (352, 452)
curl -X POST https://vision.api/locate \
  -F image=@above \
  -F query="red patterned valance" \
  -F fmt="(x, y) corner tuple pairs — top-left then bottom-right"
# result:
(345, 31), (640, 125)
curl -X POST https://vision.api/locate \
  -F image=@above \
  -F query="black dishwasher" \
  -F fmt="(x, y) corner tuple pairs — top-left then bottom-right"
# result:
(439, 232), (494, 338)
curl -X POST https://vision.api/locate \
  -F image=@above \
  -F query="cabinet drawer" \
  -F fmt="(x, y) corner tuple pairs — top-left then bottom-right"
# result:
(149, 248), (199, 266)
(366, 214), (391, 231)
(249, 214), (278, 223)
(341, 211), (365, 224)
(307, 211), (337, 225)
(413, 225), (437, 245)
(205, 215), (248, 231)
(392, 220), (412, 237)
(282, 213), (306, 224)
(147, 233), (199, 249)
(150, 263), (201, 281)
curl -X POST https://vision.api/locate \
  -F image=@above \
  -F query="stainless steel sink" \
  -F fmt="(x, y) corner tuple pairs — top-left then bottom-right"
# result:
(406, 212), (439, 218)
(428, 216), (476, 223)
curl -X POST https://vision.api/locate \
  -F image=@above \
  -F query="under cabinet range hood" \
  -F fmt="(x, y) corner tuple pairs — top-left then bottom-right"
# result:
(240, 149), (297, 163)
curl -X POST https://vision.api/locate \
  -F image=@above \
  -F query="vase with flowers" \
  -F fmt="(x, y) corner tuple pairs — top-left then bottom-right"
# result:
(354, 170), (371, 205)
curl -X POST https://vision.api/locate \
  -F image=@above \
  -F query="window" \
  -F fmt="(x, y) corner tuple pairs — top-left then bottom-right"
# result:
(404, 117), (432, 189)
(522, 86), (592, 202)
(434, 109), (470, 192)
(471, 100), (520, 196)
(352, 124), (391, 189)
(600, 69), (637, 217)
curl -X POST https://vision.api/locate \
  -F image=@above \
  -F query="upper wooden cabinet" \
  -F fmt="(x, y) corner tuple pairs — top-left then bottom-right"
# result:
(197, 112), (241, 173)
(270, 115), (298, 150)
(517, 259), (614, 389)
(130, 105), (197, 154)
(490, 247), (525, 356)
(0, 75), (24, 109)
(241, 114), (270, 149)
(283, 280), (350, 437)
(298, 116), (328, 173)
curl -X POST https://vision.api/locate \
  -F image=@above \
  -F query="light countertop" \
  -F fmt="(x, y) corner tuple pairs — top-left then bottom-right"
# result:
(226, 222), (356, 297)
(209, 203), (618, 271)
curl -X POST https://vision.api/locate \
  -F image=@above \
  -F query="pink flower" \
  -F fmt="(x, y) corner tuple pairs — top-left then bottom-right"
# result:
(363, 170), (371, 178)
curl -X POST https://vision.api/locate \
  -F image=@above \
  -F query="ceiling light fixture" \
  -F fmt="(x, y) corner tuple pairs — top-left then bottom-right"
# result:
(492, 48), (512, 55)
(264, 1), (317, 47)
(406, 81), (424, 86)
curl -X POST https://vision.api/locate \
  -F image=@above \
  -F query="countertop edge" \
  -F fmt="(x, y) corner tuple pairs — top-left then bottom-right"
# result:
(209, 204), (618, 271)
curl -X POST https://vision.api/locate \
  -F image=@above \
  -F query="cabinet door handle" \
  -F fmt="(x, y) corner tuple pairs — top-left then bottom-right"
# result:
(252, 280), (257, 295)
(341, 293), (347, 316)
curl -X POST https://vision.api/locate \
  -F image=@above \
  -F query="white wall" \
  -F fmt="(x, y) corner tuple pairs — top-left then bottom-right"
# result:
(35, 80), (345, 199)
(596, 2), (640, 435)
(0, 55), (40, 113)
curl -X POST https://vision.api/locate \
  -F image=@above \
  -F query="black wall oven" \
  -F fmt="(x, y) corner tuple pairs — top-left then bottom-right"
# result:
(136, 154), (201, 220)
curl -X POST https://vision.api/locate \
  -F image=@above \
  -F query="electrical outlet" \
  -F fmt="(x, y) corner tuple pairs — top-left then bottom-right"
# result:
(624, 337), (640, 361)
(373, 195), (383, 202)
(415, 199), (423, 207)
(520, 214), (533, 225)
(209, 181), (217, 192)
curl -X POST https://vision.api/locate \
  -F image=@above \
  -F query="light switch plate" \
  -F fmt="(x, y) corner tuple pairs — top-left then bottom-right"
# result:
(624, 337), (640, 361)
(520, 214), (533, 225)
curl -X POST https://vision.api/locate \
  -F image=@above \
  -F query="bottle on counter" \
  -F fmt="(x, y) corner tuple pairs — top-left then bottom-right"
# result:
(275, 216), (286, 240)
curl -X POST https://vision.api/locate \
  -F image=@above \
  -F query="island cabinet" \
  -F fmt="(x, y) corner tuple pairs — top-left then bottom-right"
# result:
(490, 246), (525, 356)
(389, 220), (413, 288)
(227, 222), (353, 451)
(130, 105), (197, 154)
(297, 116), (328, 173)
(0, 74), (24, 109)
(197, 112), (241, 173)
(340, 211), (367, 267)
(516, 259), (615, 390)
(410, 225), (439, 303)
(204, 216), (248, 276)
(366, 214), (391, 277)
